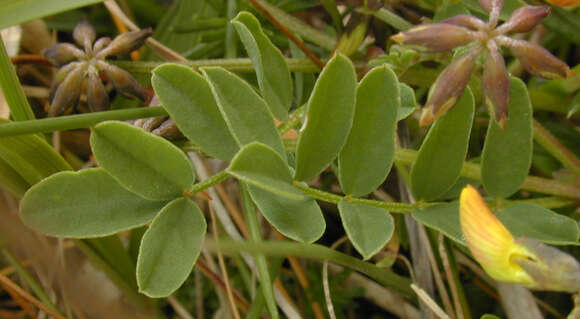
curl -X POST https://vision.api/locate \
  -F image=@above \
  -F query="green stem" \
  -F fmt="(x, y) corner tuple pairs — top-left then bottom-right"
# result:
(1, 250), (61, 314)
(186, 170), (230, 195)
(278, 105), (306, 135)
(207, 239), (413, 296)
(0, 34), (35, 121)
(0, 107), (167, 137)
(532, 119), (580, 176)
(224, 0), (238, 59)
(360, 7), (413, 31)
(241, 183), (279, 319)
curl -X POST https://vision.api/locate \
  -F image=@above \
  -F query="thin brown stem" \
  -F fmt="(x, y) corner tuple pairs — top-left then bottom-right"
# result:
(10, 55), (52, 66)
(196, 260), (251, 313)
(0, 273), (67, 319)
(246, 0), (325, 68)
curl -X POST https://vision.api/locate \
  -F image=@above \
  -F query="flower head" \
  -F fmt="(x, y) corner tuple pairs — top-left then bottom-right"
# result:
(459, 185), (580, 292)
(391, 0), (572, 128)
(44, 19), (152, 116)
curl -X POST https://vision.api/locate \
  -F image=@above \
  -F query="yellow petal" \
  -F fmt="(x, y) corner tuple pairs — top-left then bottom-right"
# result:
(546, 0), (580, 7)
(459, 185), (536, 285)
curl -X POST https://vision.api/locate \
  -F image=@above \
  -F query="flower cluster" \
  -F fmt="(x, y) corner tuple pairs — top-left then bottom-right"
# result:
(391, 0), (573, 128)
(44, 19), (152, 116)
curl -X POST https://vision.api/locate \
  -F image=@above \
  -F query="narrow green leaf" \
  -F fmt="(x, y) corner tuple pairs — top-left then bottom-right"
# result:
(137, 198), (206, 297)
(248, 186), (325, 243)
(338, 200), (394, 260)
(228, 142), (302, 200)
(228, 143), (325, 243)
(0, 155), (28, 197)
(233, 11), (292, 120)
(496, 203), (579, 245)
(91, 121), (195, 201)
(295, 54), (356, 181)
(481, 315), (501, 319)
(398, 83), (418, 121)
(152, 64), (238, 160)
(0, 121), (71, 186)
(201, 67), (285, 157)
(0, 0), (103, 29)
(411, 89), (475, 201)
(339, 66), (399, 196)
(20, 168), (166, 238)
(482, 77), (532, 198)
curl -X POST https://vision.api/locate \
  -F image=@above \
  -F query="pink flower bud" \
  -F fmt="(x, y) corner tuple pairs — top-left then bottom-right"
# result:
(420, 46), (481, 126)
(96, 28), (153, 58)
(73, 18), (96, 51)
(86, 65), (109, 112)
(498, 36), (573, 79)
(98, 61), (148, 101)
(391, 24), (477, 52)
(93, 37), (112, 54)
(495, 6), (551, 34)
(48, 64), (86, 117)
(442, 15), (488, 30)
(44, 43), (84, 67)
(483, 41), (509, 129)
(478, 0), (504, 13)
(49, 62), (81, 101)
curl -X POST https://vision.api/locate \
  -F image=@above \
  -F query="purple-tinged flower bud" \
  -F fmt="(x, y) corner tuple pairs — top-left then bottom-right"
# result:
(494, 6), (551, 34)
(48, 64), (86, 117)
(86, 65), (109, 112)
(497, 36), (573, 79)
(420, 46), (482, 126)
(44, 43), (84, 67)
(391, 24), (478, 53)
(442, 15), (488, 31)
(152, 119), (182, 139)
(49, 62), (81, 101)
(514, 238), (580, 292)
(96, 28), (153, 58)
(73, 18), (96, 51)
(483, 41), (509, 129)
(97, 61), (148, 101)
(93, 37), (112, 54)
(478, 0), (504, 13)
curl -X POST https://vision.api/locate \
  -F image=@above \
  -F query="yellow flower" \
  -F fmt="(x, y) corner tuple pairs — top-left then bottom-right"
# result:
(546, 0), (580, 7)
(459, 185), (536, 286)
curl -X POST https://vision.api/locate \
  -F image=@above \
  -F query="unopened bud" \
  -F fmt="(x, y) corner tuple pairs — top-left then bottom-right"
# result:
(483, 41), (509, 129)
(93, 37), (112, 54)
(73, 18), (96, 51)
(420, 46), (481, 126)
(152, 119), (183, 139)
(498, 36), (573, 79)
(49, 62), (81, 101)
(478, 0), (504, 13)
(335, 13), (368, 57)
(98, 61), (148, 101)
(442, 15), (488, 30)
(495, 6), (551, 34)
(44, 43), (84, 67)
(86, 65), (109, 112)
(96, 28), (153, 58)
(514, 238), (580, 292)
(48, 64), (86, 117)
(391, 24), (477, 52)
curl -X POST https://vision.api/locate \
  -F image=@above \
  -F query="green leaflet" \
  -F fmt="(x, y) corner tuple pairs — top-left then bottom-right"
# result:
(295, 54), (356, 181)
(91, 121), (195, 201)
(398, 83), (418, 121)
(20, 168), (166, 238)
(232, 11), (292, 120)
(202, 67), (285, 158)
(496, 203), (579, 246)
(339, 65), (399, 197)
(413, 202), (579, 246)
(228, 143), (325, 243)
(482, 77), (533, 198)
(137, 198), (206, 297)
(0, 0), (103, 29)
(152, 64), (238, 160)
(338, 200), (394, 260)
(411, 88), (475, 201)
